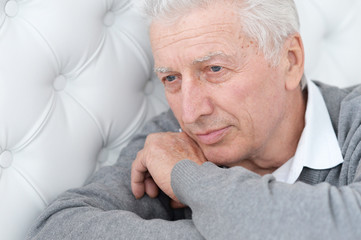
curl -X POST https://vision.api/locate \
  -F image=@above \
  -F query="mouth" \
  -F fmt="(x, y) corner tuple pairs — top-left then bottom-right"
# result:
(195, 126), (231, 145)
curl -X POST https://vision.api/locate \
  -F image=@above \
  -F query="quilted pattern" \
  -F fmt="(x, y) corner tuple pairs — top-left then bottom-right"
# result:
(0, 1), (167, 239)
(296, 0), (361, 87)
(0, 0), (360, 239)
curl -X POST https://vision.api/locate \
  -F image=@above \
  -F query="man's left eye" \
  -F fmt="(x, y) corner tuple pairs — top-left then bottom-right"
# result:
(210, 66), (223, 72)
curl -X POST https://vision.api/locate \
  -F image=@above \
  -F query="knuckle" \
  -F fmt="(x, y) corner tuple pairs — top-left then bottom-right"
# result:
(135, 150), (143, 161)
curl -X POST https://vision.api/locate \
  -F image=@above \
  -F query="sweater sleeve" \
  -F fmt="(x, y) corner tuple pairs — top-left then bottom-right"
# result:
(27, 166), (203, 240)
(27, 111), (204, 240)
(171, 160), (361, 240)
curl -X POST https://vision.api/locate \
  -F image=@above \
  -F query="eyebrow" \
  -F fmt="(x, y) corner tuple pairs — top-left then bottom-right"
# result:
(154, 67), (172, 73)
(154, 51), (227, 73)
(192, 51), (225, 64)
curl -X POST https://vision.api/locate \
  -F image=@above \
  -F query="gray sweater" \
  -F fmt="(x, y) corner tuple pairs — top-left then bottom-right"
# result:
(27, 82), (361, 240)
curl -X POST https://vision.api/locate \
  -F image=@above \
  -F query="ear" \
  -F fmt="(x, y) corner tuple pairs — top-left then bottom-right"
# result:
(283, 34), (305, 91)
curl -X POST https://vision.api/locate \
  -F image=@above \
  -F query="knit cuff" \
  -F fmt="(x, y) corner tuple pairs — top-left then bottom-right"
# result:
(171, 160), (223, 206)
(171, 160), (262, 207)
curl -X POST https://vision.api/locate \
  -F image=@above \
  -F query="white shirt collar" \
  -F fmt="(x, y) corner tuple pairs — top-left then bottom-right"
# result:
(272, 78), (344, 184)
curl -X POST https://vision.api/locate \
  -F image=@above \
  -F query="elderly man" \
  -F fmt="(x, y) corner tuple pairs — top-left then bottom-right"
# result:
(28, 0), (361, 239)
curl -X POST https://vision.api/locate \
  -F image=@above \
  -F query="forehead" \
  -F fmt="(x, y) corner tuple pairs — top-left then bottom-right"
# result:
(149, 2), (245, 61)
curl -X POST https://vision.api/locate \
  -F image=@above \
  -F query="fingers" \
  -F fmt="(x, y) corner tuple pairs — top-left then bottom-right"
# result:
(131, 131), (206, 202)
(131, 150), (160, 199)
(144, 177), (159, 198)
(131, 151), (148, 199)
(170, 199), (187, 209)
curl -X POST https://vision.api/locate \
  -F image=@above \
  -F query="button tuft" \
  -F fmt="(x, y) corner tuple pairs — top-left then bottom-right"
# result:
(0, 150), (13, 169)
(5, 0), (18, 18)
(53, 75), (67, 91)
(103, 12), (115, 27)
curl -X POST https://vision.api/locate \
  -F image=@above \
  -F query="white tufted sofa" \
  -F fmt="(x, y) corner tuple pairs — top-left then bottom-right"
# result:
(0, 1), (169, 239)
(296, 0), (361, 88)
(0, 0), (360, 239)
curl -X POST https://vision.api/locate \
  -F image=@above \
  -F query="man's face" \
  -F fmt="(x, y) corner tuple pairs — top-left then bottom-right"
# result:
(150, 2), (296, 170)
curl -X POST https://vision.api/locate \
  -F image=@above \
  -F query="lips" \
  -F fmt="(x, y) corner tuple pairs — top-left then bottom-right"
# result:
(195, 126), (230, 145)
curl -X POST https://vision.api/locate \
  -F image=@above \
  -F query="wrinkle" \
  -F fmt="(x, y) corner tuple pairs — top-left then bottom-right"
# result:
(152, 23), (238, 51)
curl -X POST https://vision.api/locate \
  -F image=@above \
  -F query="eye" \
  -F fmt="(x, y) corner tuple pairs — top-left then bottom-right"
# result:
(210, 66), (223, 72)
(161, 74), (181, 93)
(165, 75), (177, 82)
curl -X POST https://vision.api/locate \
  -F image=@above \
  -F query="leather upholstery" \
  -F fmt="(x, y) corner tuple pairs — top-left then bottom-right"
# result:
(296, 0), (361, 87)
(0, 0), (360, 239)
(0, 1), (168, 239)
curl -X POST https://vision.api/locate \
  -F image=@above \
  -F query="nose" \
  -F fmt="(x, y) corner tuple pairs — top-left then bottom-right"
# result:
(181, 76), (214, 124)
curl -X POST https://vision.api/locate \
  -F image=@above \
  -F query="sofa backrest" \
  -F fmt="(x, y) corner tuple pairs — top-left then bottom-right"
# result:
(1, 0), (360, 239)
(296, 0), (361, 87)
(0, 1), (168, 239)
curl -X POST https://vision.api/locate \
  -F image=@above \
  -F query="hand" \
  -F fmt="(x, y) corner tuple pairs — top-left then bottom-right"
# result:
(131, 132), (206, 204)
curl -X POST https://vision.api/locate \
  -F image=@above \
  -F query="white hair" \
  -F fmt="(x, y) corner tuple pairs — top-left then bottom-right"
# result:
(139, 0), (300, 66)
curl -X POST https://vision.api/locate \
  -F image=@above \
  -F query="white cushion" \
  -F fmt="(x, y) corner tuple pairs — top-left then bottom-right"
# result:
(296, 0), (361, 87)
(0, 0), (360, 239)
(0, 1), (167, 239)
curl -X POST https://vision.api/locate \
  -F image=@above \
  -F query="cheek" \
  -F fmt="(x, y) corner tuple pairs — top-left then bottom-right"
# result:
(220, 70), (283, 132)
(166, 93), (184, 123)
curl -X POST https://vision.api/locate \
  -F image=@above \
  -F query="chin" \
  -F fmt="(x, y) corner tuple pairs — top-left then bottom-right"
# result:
(203, 149), (239, 167)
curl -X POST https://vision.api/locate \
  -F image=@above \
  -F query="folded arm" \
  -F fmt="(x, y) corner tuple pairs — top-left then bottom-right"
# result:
(28, 165), (202, 239)
(27, 111), (204, 240)
(171, 160), (361, 240)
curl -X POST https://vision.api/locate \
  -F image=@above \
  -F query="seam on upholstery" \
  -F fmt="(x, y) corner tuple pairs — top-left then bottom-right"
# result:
(0, 0), (7, 29)
(62, 90), (107, 146)
(65, 34), (106, 81)
(336, 1), (360, 32)
(109, 0), (131, 14)
(0, 125), (9, 151)
(59, 30), (148, 147)
(0, 17), (4, 30)
(107, 99), (148, 150)
(0, 20), (5, 34)
(16, 16), (61, 71)
(312, 1), (359, 36)
(12, 94), (56, 152)
(56, 3), (150, 147)
(119, 29), (152, 78)
(55, 33), (108, 146)
(10, 164), (48, 206)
